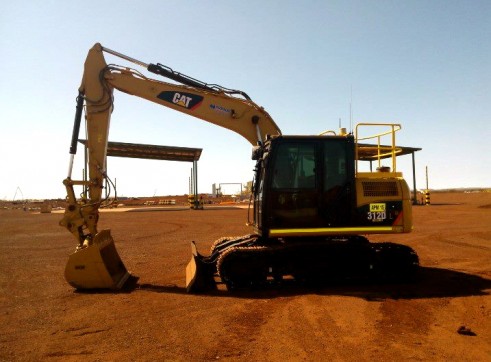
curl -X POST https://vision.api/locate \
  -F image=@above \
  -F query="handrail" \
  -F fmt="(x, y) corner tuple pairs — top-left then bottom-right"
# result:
(355, 123), (402, 175)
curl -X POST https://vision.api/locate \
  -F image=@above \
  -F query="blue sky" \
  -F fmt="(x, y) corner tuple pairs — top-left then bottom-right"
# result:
(1, 1), (490, 199)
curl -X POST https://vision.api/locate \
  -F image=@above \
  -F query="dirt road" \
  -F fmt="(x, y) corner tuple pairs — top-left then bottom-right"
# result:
(1, 192), (490, 361)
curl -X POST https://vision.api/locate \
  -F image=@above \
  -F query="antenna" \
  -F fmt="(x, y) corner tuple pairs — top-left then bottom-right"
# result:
(349, 85), (353, 132)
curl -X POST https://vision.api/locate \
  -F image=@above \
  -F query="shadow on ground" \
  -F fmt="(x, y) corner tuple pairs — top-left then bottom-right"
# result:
(107, 267), (491, 301)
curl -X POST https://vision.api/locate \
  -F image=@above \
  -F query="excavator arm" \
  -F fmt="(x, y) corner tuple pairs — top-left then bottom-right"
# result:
(60, 43), (281, 289)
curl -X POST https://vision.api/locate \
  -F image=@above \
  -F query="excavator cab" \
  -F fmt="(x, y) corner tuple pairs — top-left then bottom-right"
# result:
(251, 127), (413, 239)
(253, 135), (356, 235)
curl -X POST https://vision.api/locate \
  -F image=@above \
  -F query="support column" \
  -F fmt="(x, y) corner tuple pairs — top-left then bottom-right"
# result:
(412, 152), (417, 205)
(193, 160), (198, 207)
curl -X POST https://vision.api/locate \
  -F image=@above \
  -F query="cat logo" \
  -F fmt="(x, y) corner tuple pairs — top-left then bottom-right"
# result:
(173, 93), (192, 107)
(157, 91), (203, 110)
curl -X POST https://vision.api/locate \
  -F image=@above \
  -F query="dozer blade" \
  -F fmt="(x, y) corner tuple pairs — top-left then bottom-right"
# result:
(185, 241), (217, 293)
(65, 229), (130, 290)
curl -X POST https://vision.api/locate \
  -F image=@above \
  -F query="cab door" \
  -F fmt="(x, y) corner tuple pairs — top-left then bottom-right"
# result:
(320, 137), (355, 227)
(267, 140), (321, 229)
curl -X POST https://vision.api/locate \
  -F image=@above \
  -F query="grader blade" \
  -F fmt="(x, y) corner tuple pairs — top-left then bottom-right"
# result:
(65, 229), (130, 289)
(185, 241), (217, 293)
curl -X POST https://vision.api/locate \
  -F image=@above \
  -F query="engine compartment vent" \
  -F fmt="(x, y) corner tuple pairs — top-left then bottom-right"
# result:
(362, 181), (399, 197)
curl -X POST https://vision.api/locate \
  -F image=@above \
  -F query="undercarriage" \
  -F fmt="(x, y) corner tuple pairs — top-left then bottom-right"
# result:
(186, 234), (419, 293)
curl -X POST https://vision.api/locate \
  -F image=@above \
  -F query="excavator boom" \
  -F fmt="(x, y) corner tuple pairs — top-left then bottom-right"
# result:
(87, 43), (281, 146)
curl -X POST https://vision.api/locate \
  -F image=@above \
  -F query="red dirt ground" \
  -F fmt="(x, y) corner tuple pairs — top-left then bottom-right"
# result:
(1, 192), (490, 361)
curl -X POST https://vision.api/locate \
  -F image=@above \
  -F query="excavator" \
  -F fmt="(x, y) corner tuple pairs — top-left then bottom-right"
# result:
(60, 43), (419, 293)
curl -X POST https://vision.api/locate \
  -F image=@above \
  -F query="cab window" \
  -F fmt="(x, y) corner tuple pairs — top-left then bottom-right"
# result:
(271, 143), (316, 189)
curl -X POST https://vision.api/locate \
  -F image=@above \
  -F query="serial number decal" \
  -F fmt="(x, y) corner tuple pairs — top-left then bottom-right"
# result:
(368, 203), (386, 222)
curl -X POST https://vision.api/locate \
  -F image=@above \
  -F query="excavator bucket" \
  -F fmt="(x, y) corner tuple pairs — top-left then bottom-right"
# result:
(185, 241), (217, 293)
(64, 229), (130, 290)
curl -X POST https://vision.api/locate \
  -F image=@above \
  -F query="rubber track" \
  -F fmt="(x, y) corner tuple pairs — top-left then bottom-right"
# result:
(216, 240), (419, 290)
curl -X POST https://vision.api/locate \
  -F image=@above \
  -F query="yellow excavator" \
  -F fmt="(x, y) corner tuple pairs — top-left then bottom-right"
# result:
(60, 43), (418, 292)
